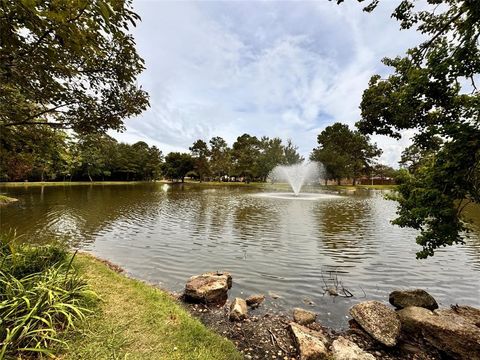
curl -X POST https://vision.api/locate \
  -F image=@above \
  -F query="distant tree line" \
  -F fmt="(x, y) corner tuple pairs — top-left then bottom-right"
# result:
(0, 127), (162, 182)
(1, 124), (398, 184)
(163, 135), (304, 182)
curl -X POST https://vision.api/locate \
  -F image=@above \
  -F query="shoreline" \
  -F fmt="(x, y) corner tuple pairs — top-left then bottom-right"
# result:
(76, 253), (478, 360)
(0, 180), (397, 191)
(0, 194), (18, 204)
(65, 253), (242, 359)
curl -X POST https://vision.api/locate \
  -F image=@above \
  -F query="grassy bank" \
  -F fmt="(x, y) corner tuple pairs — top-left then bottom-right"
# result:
(0, 181), (159, 187)
(62, 254), (242, 360)
(0, 194), (18, 204)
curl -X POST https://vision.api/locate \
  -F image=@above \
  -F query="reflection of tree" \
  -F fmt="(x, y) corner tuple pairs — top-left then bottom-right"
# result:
(462, 203), (480, 269)
(231, 197), (283, 255)
(1, 184), (163, 247)
(313, 197), (378, 259)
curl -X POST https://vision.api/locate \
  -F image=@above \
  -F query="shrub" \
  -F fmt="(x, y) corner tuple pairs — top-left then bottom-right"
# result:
(0, 234), (96, 358)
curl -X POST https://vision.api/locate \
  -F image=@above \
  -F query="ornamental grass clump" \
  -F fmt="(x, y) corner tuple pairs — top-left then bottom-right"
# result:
(0, 234), (96, 358)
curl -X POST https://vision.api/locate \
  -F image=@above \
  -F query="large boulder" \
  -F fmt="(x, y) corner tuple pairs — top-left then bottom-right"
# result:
(293, 308), (317, 325)
(331, 337), (375, 360)
(398, 305), (480, 360)
(389, 289), (438, 310)
(245, 294), (265, 308)
(290, 322), (330, 360)
(349, 300), (401, 347)
(184, 272), (232, 305)
(229, 298), (248, 321)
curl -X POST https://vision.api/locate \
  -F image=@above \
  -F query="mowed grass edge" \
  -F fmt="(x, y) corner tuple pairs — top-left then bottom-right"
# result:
(59, 254), (242, 360)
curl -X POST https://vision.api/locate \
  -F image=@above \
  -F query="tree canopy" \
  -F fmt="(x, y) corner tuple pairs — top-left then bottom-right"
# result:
(352, 0), (480, 258)
(0, 0), (149, 133)
(310, 123), (382, 185)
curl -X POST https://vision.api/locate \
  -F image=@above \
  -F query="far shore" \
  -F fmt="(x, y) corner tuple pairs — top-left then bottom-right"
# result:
(0, 180), (397, 191)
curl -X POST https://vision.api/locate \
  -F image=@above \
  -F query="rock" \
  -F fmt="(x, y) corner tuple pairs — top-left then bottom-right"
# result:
(349, 300), (401, 347)
(293, 308), (317, 325)
(398, 305), (480, 360)
(229, 298), (248, 321)
(184, 271), (232, 305)
(246, 294), (265, 308)
(269, 291), (282, 299)
(290, 322), (330, 360)
(331, 337), (375, 360)
(389, 289), (438, 310)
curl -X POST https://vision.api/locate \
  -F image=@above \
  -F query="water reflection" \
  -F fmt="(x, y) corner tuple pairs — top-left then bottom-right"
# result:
(1, 184), (479, 328)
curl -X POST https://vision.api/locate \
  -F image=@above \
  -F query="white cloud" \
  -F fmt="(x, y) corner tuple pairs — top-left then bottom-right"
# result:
(113, 0), (423, 166)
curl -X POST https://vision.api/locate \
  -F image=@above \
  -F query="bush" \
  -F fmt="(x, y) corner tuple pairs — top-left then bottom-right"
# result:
(0, 235), (96, 358)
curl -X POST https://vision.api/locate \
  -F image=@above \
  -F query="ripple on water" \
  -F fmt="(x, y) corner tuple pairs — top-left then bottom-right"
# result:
(1, 184), (480, 328)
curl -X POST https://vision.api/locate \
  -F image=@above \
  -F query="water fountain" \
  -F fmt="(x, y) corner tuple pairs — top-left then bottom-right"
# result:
(255, 161), (339, 200)
(270, 162), (321, 196)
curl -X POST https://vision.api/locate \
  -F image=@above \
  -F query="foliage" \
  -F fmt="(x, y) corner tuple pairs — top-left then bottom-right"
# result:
(353, 0), (480, 257)
(190, 140), (211, 182)
(0, 131), (163, 182)
(0, 0), (149, 133)
(310, 123), (382, 185)
(231, 134), (261, 180)
(209, 136), (232, 179)
(399, 137), (443, 173)
(0, 236), (95, 358)
(283, 139), (305, 165)
(162, 152), (195, 182)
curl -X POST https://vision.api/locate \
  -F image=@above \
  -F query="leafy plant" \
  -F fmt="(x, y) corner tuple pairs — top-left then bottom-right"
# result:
(0, 235), (96, 358)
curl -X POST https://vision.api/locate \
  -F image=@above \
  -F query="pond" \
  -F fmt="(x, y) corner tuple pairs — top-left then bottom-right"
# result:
(1, 183), (479, 328)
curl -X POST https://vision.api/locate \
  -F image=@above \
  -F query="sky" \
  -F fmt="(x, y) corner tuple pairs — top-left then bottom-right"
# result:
(112, 0), (424, 167)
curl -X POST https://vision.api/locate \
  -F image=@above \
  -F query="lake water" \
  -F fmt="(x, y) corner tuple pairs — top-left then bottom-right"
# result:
(1, 183), (479, 328)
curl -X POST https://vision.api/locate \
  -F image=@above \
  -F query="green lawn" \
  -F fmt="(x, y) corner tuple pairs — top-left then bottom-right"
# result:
(60, 254), (242, 360)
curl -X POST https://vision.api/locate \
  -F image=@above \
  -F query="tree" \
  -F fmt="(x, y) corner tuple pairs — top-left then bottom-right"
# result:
(0, 125), (69, 181)
(161, 153), (194, 182)
(283, 139), (304, 165)
(190, 139), (210, 182)
(209, 136), (231, 180)
(399, 137), (443, 173)
(310, 123), (381, 185)
(257, 137), (285, 181)
(231, 134), (260, 181)
(352, 0), (480, 258)
(371, 164), (398, 180)
(76, 134), (117, 181)
(0, 1), (148, 133)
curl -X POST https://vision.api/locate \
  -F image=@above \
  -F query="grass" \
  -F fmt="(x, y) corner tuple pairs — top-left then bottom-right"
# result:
(326, 184), (398, 190)
(60, 254), (242, 360)
(0, 181), (157, 187)
(0, 237), (94, 359)
(0, 194), (18, 204)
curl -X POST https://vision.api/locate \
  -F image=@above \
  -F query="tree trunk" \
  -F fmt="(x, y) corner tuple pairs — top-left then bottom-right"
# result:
(353, 177), (356, 186)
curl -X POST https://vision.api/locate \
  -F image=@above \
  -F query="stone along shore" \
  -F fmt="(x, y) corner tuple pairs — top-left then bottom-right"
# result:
(180, 271), (480, 360)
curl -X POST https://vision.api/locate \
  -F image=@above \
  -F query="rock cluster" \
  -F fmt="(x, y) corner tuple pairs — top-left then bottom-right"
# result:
(398, 305), (480, 359)
(183, 274), (480, 360)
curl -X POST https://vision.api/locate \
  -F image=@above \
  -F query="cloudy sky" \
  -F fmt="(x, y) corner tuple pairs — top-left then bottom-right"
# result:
(113, 0), (423, 167)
